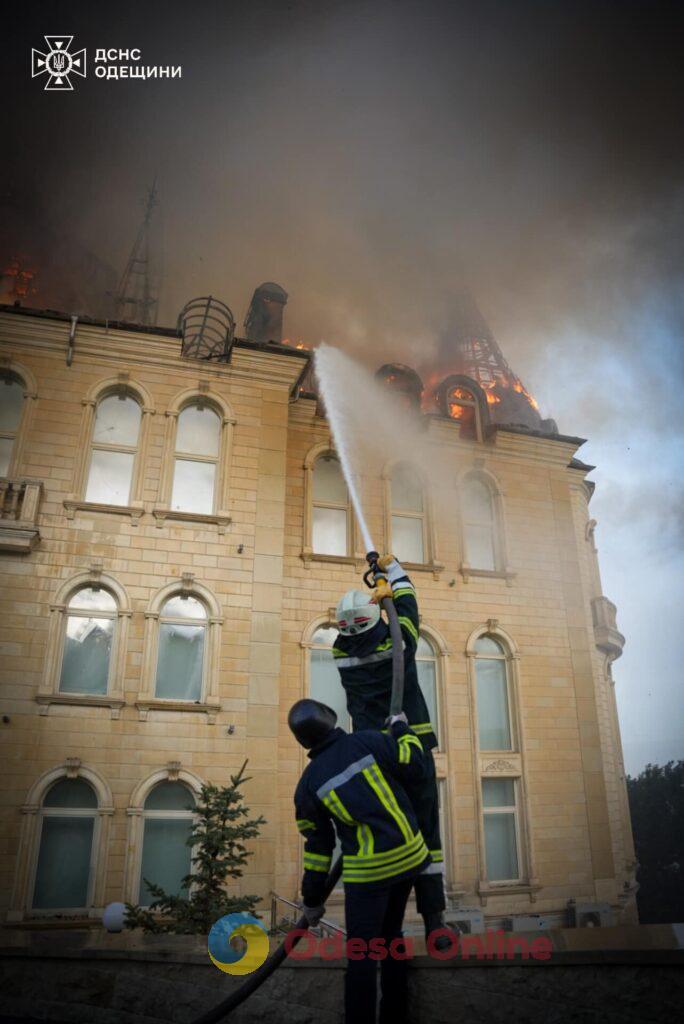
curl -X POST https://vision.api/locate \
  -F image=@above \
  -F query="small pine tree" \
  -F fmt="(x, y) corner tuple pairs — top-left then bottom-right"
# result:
(125, 761), (266, 934)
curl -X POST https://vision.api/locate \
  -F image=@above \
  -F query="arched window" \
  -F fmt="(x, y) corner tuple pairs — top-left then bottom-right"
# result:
(312, 455), (349, 556)
(473, 635), (513, 750)
(447, 385), (480, 440)
(170, 402), (221, 515)
(155, 594), (208, 701)
(85, 392), (142, 506)
(461, 476), (498, 571)
(59, 586), (117, 695)
(309, 625), (350, 728)
(390, 464), (426, 564)
(32, 778), (97, 910)
(0, 375), (26, 477)
(138, 781), (195, 906)
(416, 633), (439, 743)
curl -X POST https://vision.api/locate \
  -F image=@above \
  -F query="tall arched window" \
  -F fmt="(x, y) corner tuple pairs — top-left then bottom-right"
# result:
(32, 778), (97, 910)
(447, 385), (480, 440)
(312, 455), (349, 556)
(139, 781), (195, 906)
(309, 625), (350, 728)
(390, 464), (426, 564)
(461, 476), (498, 571)
(473, 635), (513, 750)
(170, 402), (221, 515)
(59, 586), (117, 695)
(85, 392), (142, 506)
(0, 375), (26, 477)
(416, 634), (439, 743)
(155, 594), (207, 701)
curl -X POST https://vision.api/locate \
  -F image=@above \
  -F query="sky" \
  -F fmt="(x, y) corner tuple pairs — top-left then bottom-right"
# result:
(6, 0), (684, 773)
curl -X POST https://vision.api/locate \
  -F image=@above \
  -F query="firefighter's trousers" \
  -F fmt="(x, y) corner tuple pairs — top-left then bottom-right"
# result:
(404, 748), (446, 916)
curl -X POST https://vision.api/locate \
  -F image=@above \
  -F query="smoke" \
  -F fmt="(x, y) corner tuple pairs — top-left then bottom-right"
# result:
(7, 0), (684, 770)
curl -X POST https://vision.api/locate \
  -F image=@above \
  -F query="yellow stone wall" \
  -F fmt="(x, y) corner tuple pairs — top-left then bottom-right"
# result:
(0, 308), (637, 927)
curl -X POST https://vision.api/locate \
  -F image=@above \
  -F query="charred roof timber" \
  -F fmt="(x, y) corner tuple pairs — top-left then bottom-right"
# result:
(178, 296), (236, 361)
(375, 364), (424, 412)
(244, 282), (288, 345)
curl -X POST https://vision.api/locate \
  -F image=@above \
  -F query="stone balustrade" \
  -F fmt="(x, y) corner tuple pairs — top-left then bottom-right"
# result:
(0, 478), (43, 553)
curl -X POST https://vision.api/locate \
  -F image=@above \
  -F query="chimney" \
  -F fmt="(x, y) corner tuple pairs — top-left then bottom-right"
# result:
(244, 281), (288, 344)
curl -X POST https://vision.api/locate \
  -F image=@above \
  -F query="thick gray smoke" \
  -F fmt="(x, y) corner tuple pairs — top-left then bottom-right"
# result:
(7, 0), (684, 771)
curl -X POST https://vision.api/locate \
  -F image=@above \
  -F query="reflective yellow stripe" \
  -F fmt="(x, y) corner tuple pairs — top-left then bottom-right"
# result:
(362, 764), (413, 843)
(392, 587), (415, 599)
(323, 790), (374, 858)
(344, 839), (428, 882)
(429, 849), (443, 862)
(303, 852), (331, 873)
(332, 646), (346, 658)
(343, 832), (424, 867)
(296, 818), (316, 833)
(411, 722), (434, 735)
(374, 638), (393, 652)
(356, 823), (374, 857)
(322, 789), (354, 825)
(397, 733), (422, 764)
(398, 615), (419, 644)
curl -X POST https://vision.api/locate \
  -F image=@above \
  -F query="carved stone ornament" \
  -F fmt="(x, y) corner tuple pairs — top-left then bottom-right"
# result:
(166, 760), (182, 780)
(483, 758), (515, 772)
(65, 757), (82, 778)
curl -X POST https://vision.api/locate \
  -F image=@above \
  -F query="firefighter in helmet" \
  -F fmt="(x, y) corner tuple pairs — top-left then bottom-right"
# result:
(291, 698), (431, 1024)
(332, 555), (449, 948)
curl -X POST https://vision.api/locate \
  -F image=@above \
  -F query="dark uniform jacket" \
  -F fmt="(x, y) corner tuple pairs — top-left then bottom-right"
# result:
(332, 560), (437, 750)
(295, 722), (431, 906)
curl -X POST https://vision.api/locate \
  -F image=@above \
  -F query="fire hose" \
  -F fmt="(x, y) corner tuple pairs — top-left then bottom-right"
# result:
(191, 552), (404, 1024)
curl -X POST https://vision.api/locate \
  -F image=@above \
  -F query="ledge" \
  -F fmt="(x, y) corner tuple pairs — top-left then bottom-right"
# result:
(35, 693), (125, 719)
(301, 551), (358, 566)
(135, 699), (221, 723)
(477, 881), (543, 906)
(64, 500), (144, 523)
(401, 560), (445, 578)
(152, 508), (231, 534)
(0, 523), (40, 553)
(459, 564), (516, 586)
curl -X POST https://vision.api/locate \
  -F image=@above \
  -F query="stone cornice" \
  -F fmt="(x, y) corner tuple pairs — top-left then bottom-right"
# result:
(0, 310), (307, 390)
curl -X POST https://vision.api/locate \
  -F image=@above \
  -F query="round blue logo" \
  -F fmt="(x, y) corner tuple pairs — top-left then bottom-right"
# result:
(208, 912), (269, 975)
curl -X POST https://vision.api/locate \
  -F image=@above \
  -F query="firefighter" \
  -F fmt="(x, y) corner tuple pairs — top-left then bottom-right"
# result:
(332, 554), (449, 946)
(290, 697), (430, 1024)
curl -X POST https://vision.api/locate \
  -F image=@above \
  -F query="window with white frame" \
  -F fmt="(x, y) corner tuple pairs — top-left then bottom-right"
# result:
(482, 777), (521, 882)
(416, 633), (439, 744)
(309, 625), (350, 728)
(85, 392), (142, 505)
(390, 464), (426, 564)
(139, 782), (195, 906)
(32, 778), (97, 910)
(0, 374), (25, 477)
(154, 594), (207, 701)
(474, 635), (513, 750)
(461, 476), (498, 571)
(170, 402), (221, 515)
(312, 455), (349, 556)
(59, 587), (117, 696)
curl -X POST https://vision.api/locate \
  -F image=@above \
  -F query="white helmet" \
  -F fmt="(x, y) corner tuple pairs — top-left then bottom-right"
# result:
(335, 589), (380, 636)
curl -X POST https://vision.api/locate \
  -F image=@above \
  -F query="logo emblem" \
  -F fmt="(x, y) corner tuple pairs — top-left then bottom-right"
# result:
(32, 36), (86, 91)
(208, 913), (269, 976)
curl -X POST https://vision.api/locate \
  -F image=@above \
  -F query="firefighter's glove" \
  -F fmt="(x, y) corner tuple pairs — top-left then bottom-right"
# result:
(386, 712), (409, 737)
(302, 904), (325, 927)
(377, 553), (397, 571)
(371, 578), (393, 604)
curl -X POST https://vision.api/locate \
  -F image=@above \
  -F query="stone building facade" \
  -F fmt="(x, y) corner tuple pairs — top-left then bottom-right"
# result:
(0, 304), (637, 930)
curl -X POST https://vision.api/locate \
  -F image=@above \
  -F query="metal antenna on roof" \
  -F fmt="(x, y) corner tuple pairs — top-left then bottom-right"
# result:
(111, 179), (160, 326)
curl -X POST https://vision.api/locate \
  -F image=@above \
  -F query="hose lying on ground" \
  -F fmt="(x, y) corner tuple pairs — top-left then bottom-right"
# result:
(190, 594), (404, 1024)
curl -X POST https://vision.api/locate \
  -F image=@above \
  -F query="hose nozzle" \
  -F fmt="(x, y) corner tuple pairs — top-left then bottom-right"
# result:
(363, 551), (382, 589)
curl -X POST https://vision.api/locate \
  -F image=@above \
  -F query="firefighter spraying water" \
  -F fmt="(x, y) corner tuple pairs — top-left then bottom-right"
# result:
(191, 348), (446, 1024)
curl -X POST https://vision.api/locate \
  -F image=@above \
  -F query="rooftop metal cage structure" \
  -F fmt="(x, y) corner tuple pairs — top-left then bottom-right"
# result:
(177, 296), (236, 361)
